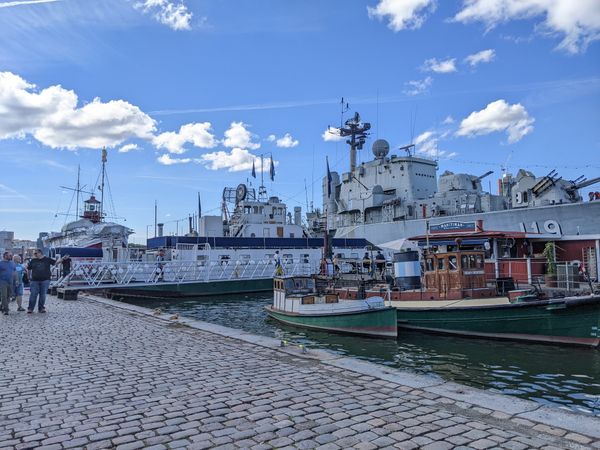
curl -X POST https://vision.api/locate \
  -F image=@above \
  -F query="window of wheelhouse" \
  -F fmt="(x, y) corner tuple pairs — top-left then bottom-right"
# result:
(448, 255), (458, 271)
(425, 257), (434, 272)
(437, 257), (447, 270)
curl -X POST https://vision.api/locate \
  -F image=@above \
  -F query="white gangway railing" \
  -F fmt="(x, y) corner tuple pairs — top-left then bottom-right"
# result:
(56, 259), (317, 288)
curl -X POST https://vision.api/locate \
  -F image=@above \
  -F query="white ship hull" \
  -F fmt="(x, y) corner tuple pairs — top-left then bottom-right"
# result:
(333, 201), (600, 245)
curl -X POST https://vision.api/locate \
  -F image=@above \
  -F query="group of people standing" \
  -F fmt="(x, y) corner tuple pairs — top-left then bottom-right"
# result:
(0, 249), (68, 315)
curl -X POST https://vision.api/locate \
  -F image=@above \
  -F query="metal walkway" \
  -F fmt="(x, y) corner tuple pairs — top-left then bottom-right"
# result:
(55, 259), (316, 290)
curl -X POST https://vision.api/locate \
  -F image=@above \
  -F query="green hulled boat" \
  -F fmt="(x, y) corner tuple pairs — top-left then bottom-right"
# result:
(395, 295), (600, 347)
(266, 276), (397, 338)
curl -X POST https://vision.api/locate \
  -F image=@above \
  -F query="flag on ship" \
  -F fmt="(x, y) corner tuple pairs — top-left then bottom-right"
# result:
(269, 157), (275, 181)
(198, 192), (201, 218)
(251, 160), (256, 178)
(326, 156), (332, 198)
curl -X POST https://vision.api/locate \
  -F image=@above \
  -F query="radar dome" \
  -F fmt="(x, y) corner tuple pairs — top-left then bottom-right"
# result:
(372, 139), (390, 159)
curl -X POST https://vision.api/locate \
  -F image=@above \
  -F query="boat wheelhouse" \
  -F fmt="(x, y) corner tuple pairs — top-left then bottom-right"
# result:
(266, 276), (397, 338)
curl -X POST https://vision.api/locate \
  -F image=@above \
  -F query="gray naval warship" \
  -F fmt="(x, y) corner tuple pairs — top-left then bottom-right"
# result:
(311, 112), (600, 246)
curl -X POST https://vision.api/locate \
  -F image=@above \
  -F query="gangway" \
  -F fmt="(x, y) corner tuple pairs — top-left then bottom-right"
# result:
(53, 258), (317, 296)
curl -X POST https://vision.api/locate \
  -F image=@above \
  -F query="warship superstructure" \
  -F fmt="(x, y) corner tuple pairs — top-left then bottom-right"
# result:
(319, 112), (600, 246)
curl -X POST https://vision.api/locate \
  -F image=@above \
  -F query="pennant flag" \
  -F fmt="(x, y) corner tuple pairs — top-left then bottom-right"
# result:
(269, 157), (275, 181)
(326, 156), (332, 198)
(251, 160), (256, 178)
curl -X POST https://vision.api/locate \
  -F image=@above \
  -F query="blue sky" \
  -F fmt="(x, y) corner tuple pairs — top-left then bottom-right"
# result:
(1, 0), (599, 242)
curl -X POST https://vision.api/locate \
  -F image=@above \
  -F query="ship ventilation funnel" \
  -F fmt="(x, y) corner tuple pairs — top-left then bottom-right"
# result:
(294, 207), (301, 226)
(157, 223), (164, 237)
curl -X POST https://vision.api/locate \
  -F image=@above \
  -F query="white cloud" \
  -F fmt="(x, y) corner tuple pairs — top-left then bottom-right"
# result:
(119, 143), (139, 153)
(415, 131), (434, 145)
(322, 127), (344, 142)
(0, 72), (156, 149)
(403, 76), (433, 96)
(201, 147), (261, 172)
(414, 130), (457, 159)
(421, 57), (457, 73)
(367, 0), (436, 31)
(465, 49), (496, 66)
(457, 99), (534, 143)
(0, 0), (59, 8)
(274, 133), (299, 148)
(157, 154), (192, 165)
(442, 115), (455, 124)
(222, 121), (260, 150)
(267, 134), (276, 142)
(134, 0), (193, 31)
(153, 122), (216, 154)
(454, 0), (600, 54)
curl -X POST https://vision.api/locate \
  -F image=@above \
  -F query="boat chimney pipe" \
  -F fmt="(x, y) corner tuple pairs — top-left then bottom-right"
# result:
(294, 207), (301, 226)
(188, 215), (193, 234)
(157, 223), (164, 237)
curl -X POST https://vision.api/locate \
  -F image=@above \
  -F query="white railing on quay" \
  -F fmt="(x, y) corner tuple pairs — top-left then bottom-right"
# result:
(55, 259), (317, 288)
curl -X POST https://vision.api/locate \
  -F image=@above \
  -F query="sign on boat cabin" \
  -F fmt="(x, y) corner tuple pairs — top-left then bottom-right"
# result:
(423, 250), (495, 298)
(429, 220), (482, 233)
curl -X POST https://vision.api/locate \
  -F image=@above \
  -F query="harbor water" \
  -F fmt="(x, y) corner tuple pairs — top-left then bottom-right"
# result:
(121, 293), (600, 417)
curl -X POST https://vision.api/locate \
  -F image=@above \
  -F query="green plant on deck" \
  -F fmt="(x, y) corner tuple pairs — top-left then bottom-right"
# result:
(542, 242), (557, 276)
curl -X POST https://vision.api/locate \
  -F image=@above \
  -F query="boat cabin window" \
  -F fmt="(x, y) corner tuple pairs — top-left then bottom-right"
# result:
(219, 255), (230, 265)
(283, 254), (293, 264)
(285, 277), (315, 294)
(437, 257), (447, 270)
(239, 254), (251, 265)
(460, 254), (483, 269)
(448, 255), (458, 271)
(425, 257), (434, 272)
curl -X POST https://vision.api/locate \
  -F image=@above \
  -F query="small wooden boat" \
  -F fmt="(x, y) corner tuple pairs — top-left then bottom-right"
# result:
(395, 294), (600, 347)
(265, 276), (397, 338)
(391, 250), (600, 347)
(332, 249), (600, 346)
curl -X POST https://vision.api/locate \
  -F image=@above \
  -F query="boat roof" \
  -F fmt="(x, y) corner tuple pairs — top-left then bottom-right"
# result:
(147, 236), (371, 250)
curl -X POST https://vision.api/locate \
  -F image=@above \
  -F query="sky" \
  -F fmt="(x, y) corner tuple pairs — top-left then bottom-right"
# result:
(0, 0), (599, 243)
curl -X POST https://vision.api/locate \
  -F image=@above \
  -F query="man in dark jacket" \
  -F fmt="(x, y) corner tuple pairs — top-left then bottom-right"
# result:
(26, 249), (63, 313)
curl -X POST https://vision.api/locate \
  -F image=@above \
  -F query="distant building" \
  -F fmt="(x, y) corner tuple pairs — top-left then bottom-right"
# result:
(0, 231), (14, 253)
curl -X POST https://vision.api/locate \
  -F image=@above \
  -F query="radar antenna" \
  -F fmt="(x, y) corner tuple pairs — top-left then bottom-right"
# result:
(398, 144), (415, 157)
(330, 111), (371, 172)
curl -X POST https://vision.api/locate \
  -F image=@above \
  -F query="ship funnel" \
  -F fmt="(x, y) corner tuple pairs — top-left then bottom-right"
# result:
(157, 223), (164, 237)
(294, 206), (302, 226)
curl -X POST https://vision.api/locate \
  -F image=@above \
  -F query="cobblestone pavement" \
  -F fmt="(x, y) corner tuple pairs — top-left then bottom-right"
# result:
(0, 296), (599, 450)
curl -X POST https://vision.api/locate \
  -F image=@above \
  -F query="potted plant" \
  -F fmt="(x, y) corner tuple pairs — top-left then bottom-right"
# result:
(542, 241), (557, 287)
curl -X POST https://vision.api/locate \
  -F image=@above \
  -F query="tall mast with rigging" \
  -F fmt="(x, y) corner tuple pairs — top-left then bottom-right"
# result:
(100, 147), (107, 220)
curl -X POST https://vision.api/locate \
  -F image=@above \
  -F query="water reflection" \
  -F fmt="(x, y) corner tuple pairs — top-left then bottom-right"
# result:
(121, 293), (600, 416)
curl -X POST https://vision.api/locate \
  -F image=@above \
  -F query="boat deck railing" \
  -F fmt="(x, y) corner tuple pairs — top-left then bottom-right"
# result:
(55, 259), (317, 288)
